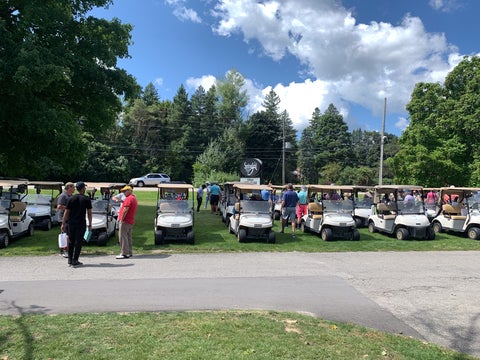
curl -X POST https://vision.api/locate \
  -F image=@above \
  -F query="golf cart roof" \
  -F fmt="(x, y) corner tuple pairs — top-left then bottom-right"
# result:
(308, 184), (354, 192)
(374, 185), (423, 192)
(439, 186), (480, 194)
(157, 183), (194, 190)
(87, 182), (126, 190)
(270, 184), (304, 190)
(233, 183), (272, 191)
(28, 181), (64, 189)
(0, 179), (29, 188)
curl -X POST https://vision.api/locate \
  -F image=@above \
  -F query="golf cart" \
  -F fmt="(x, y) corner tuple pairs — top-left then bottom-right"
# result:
(0, 180), (35, 248)
(84, 183), (118, 246)
(154, 183), (195, 245)
(25, 181), (63, 230)
(300, 185), (359, 241)
(228, 183), (275, 243)
(367, 185), (435, 240)
(270, 184), (289, 221)
(352, 186), (375, 228)
(423, 188), (441, 220)
(219, 182), (242, 226)
(431, 187), (480, 240)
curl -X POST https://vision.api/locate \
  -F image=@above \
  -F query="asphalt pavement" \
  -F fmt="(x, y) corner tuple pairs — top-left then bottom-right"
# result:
(1, 251), (479, 358)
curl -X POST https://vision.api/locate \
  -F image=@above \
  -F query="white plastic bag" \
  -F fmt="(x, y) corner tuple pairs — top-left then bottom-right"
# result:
(58, 232), (67, 248)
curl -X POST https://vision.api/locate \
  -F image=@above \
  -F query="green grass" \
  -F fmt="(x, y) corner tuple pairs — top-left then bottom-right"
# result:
(3, 190), (480, 256)
(0, 311), (474, 360)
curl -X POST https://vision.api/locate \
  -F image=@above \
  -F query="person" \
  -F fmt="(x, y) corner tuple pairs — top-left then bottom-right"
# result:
(196, 184), (206, 212)
(261, 187), (271, 201)
(61, 181), (92, 267)
(56, 182), (75, 258)
(116, 185), (138, 259)
(296, 185), (308, 227)
(280, 183), (299, 237)
(112, 189), (126, 204)
(204, 181), (211, 209)
(403, 190), (415, 207)
(209, 181), (221, 214)
(426, 189), (437, 205)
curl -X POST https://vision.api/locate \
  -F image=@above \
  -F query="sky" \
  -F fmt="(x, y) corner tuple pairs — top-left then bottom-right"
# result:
(90, 0), (480, 136)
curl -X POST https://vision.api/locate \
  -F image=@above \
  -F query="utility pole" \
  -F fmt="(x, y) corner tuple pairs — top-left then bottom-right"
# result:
(379, 97), (386, 186)
(282, 114), (285, 185)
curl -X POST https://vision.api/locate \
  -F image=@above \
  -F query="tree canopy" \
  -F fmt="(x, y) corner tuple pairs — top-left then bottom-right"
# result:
(0, 0), (139, 178)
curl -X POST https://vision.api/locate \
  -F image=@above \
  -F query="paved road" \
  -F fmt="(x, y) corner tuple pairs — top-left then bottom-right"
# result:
(1, 251), (479, 358)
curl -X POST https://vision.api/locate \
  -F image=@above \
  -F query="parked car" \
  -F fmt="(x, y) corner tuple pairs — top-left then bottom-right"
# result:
(129, 173), (170, 187)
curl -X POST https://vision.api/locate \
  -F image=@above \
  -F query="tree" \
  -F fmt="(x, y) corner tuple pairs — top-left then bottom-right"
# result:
(216, 69), (248, 129)
(0, 0), (139, 178)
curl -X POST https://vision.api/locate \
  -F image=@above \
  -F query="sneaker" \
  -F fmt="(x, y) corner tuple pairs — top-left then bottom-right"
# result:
(116, 254), (128, 259)
(71, 261), (83, 267)
(291, 233), (296, 237)
(279, 230), (284, 234)
(125, 255), (132, 258)
(62, 250), (69, 258)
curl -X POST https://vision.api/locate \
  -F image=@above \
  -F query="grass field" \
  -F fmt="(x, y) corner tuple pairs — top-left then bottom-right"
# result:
(2, 189), (480, 256)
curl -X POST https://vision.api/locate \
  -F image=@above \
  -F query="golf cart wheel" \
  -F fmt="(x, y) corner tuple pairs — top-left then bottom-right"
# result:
(426, 226), (435, 240)
(43, 218), (52, 231)
(432, 222), (443, 233)
(27, 222), (34, 237)
(267, 230), (276, 244)
(0, 231), (9, 248)
(137, 181), (145, 187)
(154, 230), (164, 245)
(354, 217), (363, 228)
(468, 227), (480, 240)
(352, 229), (360, 241)
(301, 221), (309, 233)
(186, 230), (195, 245)
(396, 228), (410, 240)
(238, 229), (247, 243)
(97, 232), (108, 246)
(321, 228), (333, 241)
(368, 221), (376, 233)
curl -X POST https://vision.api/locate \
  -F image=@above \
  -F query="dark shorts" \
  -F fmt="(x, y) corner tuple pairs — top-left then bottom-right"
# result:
(282, 207), (297, 222)
(210, 194), (219, 205)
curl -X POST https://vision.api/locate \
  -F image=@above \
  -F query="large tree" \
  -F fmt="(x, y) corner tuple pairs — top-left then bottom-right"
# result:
(0, 0), (139, 178)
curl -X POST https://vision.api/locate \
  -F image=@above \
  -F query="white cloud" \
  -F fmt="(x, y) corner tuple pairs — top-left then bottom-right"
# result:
(165, 0), (201, 23)
(429, 0), (460, 12)
(186, 75), (217, 91)
(395, 116), (410, 131)
(211, 0), (462, 132)
(154, 77), (164, 87)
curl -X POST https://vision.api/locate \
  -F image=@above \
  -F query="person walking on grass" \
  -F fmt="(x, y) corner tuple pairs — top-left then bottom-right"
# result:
(196, 184), (206, 212)
(280, 183), (299, 237)
(61, 181), (92, 267)
(116, 185), (138, 259)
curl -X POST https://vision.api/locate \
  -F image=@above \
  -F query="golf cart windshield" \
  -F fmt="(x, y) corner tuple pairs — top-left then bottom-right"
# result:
(355, 197), (373, 209)
(239, 200), (271, 214)
(397, 200), (425, 215)
(92, 200), (109, 214)
(0, 199), (10, 214)
(24, 193), (52, 205)
(158, 200), (191, 214)
(323, 199), (354, 214)
(467, 191), (480, 212)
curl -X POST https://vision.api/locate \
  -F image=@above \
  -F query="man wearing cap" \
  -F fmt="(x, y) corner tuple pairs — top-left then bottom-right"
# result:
(61, 181), (92, 267)
(116, 185), (138, 259)
(56, 182), (75, 258)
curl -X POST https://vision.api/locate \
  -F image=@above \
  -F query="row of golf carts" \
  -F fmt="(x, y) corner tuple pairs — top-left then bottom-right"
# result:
(0, 180), (127, 248)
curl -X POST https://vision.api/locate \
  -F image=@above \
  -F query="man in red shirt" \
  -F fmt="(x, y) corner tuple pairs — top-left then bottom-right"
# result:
(116, 185), (138, 259)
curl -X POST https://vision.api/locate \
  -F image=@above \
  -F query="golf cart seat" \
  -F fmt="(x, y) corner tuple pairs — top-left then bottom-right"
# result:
(308, 202), (323, 219)
(442, 204), (466, 220)
(10, 201), (27, 222)
(377, 203), (396, 220)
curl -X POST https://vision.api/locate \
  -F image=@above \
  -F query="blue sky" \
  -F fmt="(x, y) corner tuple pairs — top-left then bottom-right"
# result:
(91, 0), (480, 136)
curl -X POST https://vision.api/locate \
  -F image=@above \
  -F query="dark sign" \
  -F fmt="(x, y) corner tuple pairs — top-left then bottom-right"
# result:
(240, 158), (262, 177)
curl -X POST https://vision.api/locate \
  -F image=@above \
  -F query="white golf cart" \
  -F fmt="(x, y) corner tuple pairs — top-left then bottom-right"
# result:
(0, 180), (35, 248)
(228, 183), (275, 243)
(219, 181), (241, 227)
(270, 185), (287, 221)
(84, 183), (118, 246)
(301, 185), (359, 241)
(367, 185), (435, 240)
(154, 183), (195, 245)
(25, 181), (63, 230)
(431, 187), (480, 240)
(423, 188), (441, 221)
(352, 186), (375, 228)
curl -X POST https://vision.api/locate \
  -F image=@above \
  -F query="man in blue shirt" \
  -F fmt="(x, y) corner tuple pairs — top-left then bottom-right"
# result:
(281, 183), (299, 237)
(209, 182), (221, 214)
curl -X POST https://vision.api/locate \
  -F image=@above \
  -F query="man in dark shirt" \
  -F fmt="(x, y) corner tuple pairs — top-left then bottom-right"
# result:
(61, 181), (92, 267)
(281, 183), (299, 237)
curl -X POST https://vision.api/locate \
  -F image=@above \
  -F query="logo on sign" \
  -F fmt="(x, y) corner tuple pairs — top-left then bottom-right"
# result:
(240, 158), (262, 177)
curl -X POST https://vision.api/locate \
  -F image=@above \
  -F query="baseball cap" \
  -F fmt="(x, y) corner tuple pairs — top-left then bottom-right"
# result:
(76, 181), (86, 190)
(120, 185), (133, 192)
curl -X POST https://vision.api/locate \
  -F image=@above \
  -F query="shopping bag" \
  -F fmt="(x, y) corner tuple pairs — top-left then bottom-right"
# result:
(58, 232), (67, 248)
(84, 229), (92, 242)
